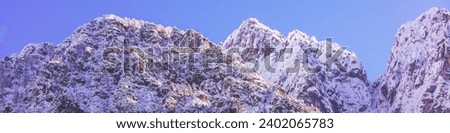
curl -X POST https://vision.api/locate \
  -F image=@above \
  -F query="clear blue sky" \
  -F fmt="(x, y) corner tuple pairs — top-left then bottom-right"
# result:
(0, 0), (449, 80)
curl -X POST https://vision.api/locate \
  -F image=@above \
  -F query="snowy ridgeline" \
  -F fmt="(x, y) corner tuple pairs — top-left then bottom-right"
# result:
(0, 7), (449, 113)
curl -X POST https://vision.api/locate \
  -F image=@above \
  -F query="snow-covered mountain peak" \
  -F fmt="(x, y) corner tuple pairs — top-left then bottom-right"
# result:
(94, 14), (147, 29)
(242, 18), (261, 25)
(220, 17), (372, 113)
(286, 29), (319, 47)
(97, 14), (122, 21)
(287, 30), (308, 41)
(371, 7), (450, 113)
(239, 18), (273, 32)
(421, 7), (449, 19)
(398, 7), (449, 36)
(223, 18), (285, 51)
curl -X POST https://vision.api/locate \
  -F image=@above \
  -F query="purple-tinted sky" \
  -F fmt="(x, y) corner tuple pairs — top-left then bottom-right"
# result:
(0, 0), (449, 80)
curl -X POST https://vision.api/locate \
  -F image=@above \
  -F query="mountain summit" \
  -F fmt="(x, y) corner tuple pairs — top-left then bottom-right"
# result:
(371, 8), (450, 112)
(222, 18), (371, 113)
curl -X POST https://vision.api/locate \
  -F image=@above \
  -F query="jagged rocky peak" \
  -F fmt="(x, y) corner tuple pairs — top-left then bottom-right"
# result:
(0, 14), (320, 113)
(371, 7), (450, 112)
(287, 29), (314, 43)
(419, 7), (450, 23)
(221, 18), (371, 112)
(95, 14), (148, 29)
(223, 18), (285, 59)
(280, 34), (371, 113)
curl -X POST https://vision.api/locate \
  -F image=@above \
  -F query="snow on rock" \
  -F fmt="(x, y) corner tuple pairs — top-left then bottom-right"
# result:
(0, 14), (319, 113)
(371, 8), (450, 112)
(2, 7), (448, 113)
(222, 18), (371, 112)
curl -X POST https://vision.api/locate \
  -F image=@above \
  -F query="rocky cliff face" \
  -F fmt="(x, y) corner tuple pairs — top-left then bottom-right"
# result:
(0, 15), (319, 113)
(222, 18), (371, 113)
(371, 8), (450, 112)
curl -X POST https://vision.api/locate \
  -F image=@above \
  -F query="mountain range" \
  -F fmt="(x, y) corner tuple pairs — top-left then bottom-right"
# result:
(0, 7), (448, 113)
